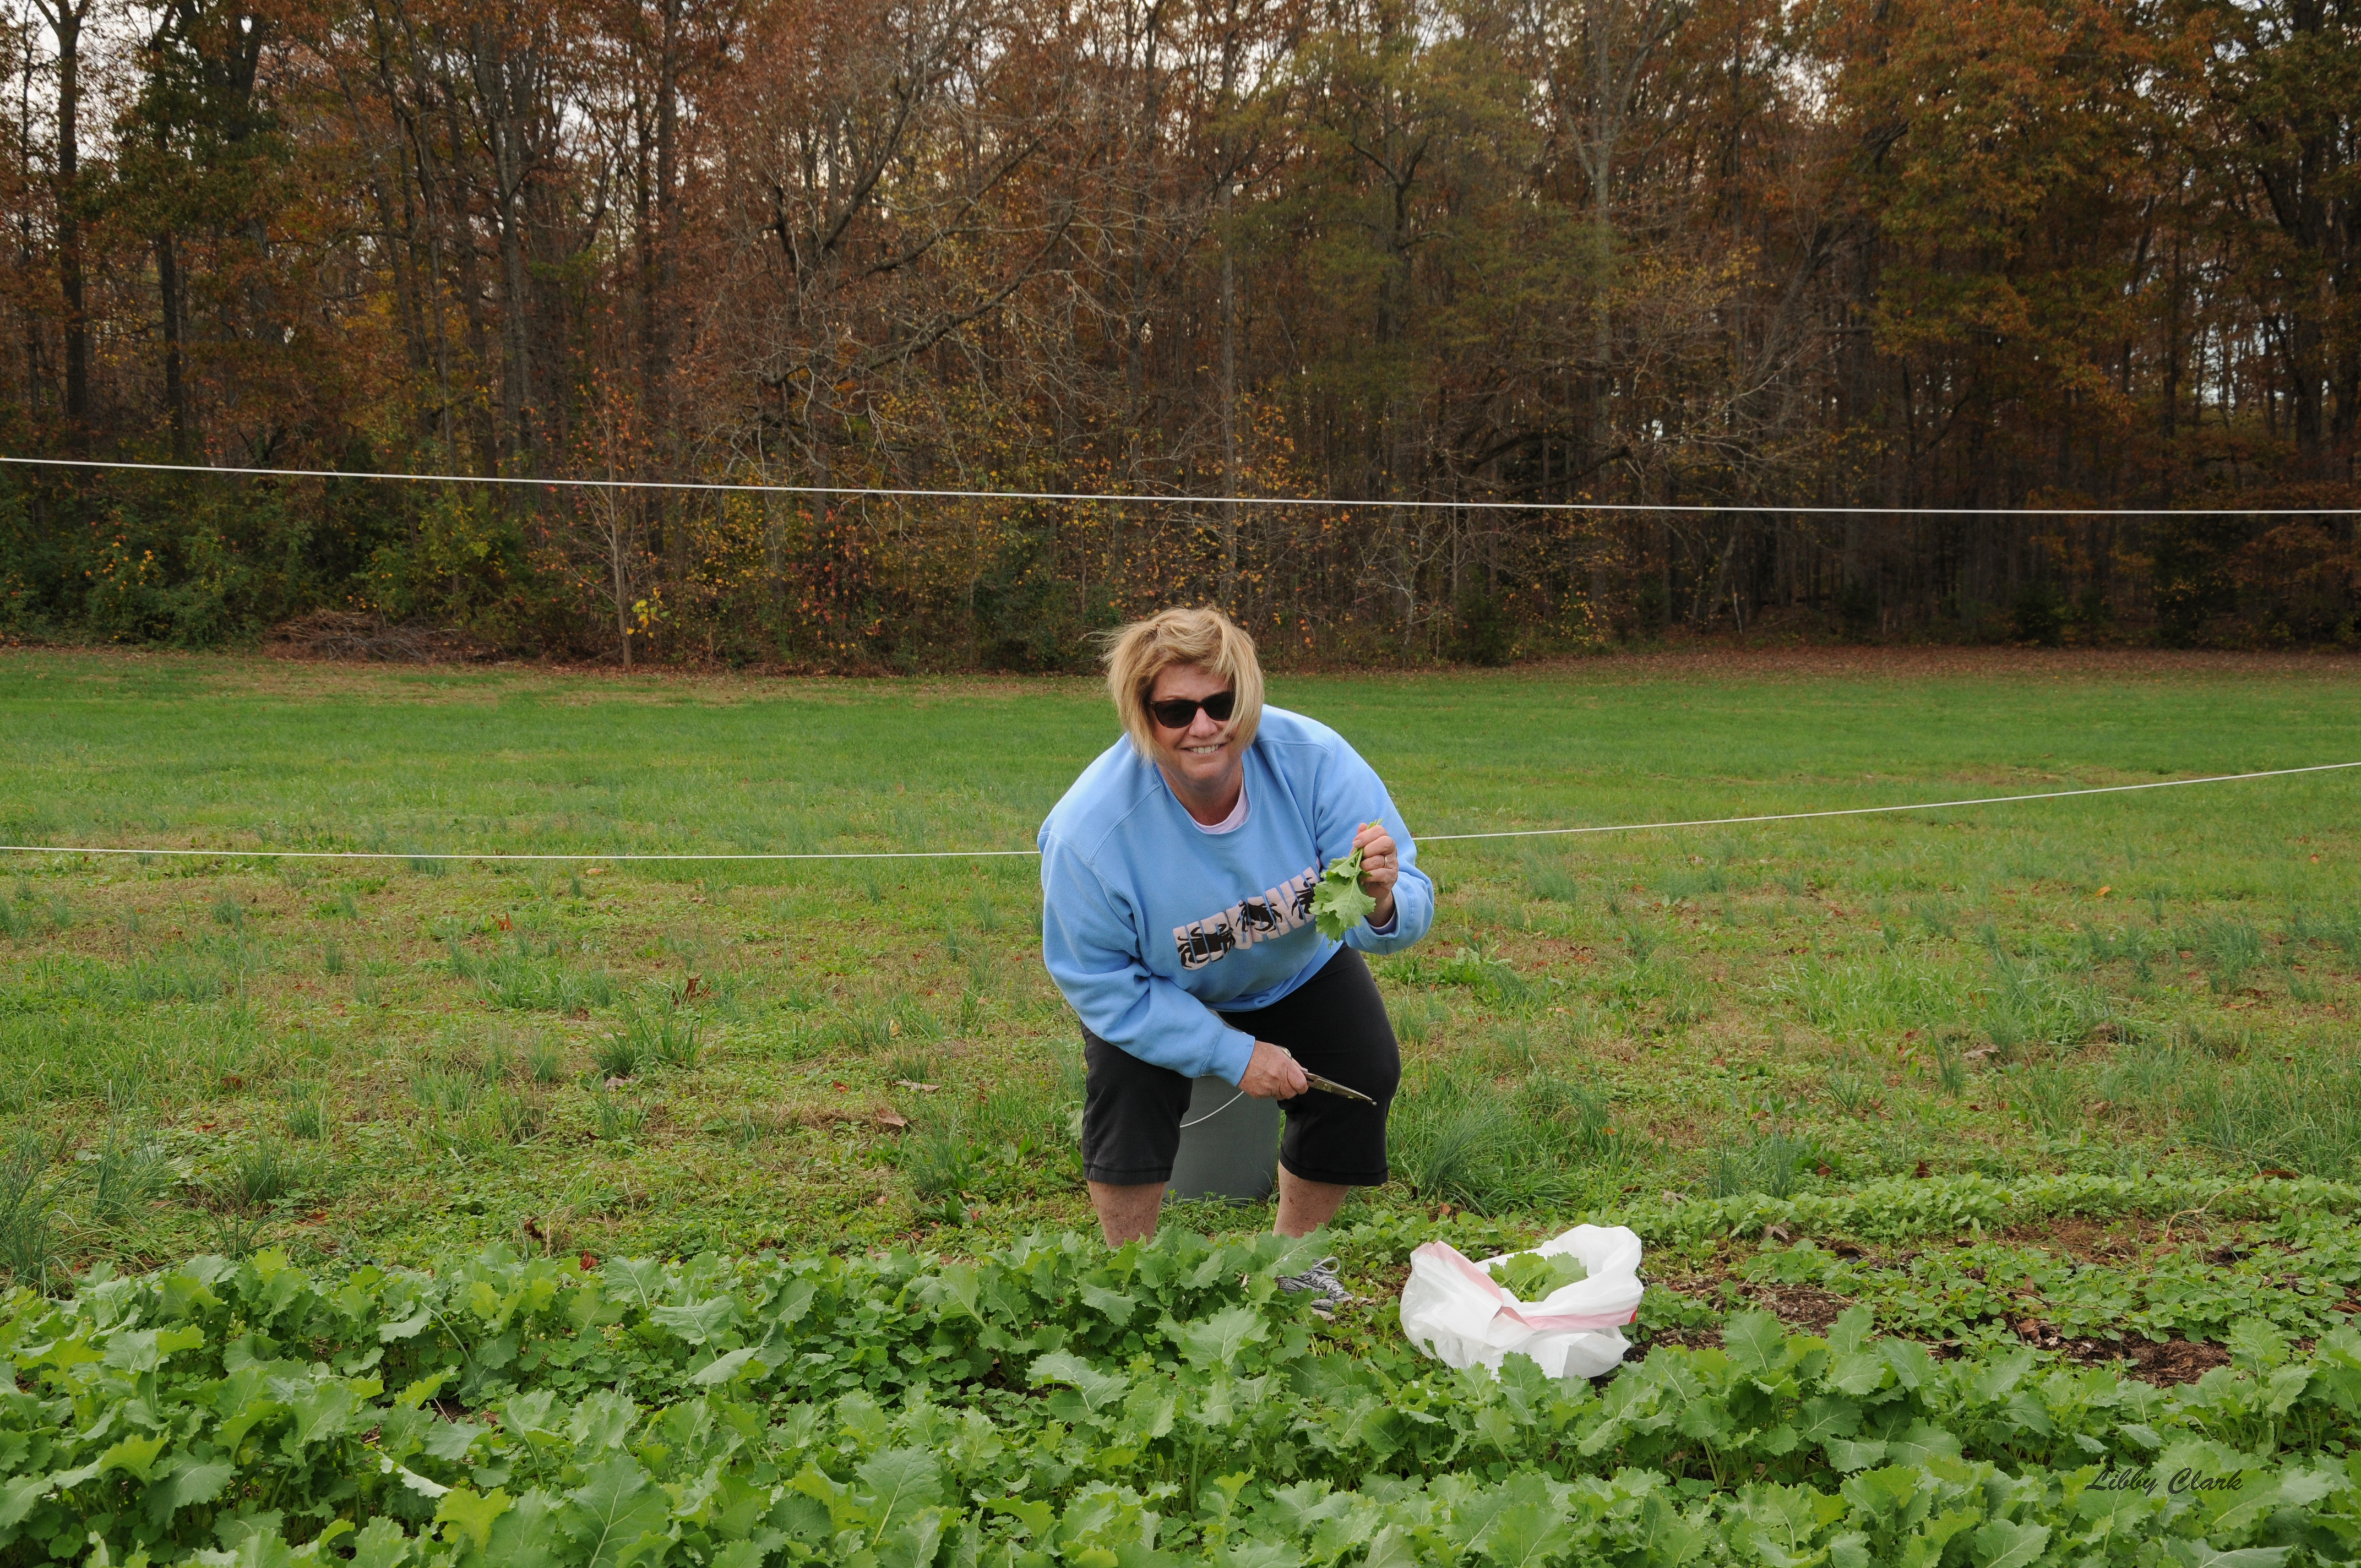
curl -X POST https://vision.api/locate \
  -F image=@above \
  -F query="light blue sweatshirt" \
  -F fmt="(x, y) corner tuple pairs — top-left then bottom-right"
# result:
(1037, 706), (1435, 1084)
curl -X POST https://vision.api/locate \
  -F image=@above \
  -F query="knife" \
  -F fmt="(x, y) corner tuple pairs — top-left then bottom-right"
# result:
(1302, 1071), (1376, 1105)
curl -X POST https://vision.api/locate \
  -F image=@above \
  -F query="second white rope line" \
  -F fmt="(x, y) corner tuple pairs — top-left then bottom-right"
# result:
(3, 454), (2355, 518)
(0, 759), (2349, 864)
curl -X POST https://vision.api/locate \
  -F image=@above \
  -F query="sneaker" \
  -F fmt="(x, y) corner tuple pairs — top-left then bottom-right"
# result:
(1276, 1256), (1356, 1318)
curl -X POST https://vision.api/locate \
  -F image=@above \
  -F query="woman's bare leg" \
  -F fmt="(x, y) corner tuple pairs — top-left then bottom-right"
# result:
(1089, 1180), (1165, 1244)
(1275, 1168), (1349, 1238)
(1095, 1172), (1347, 1243)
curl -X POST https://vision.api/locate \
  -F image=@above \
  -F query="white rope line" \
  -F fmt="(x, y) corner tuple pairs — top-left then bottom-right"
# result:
(0, 843), (1038, 862)
(1178, 1090), (1248, 1129)
(1416, 760), (2361, 842)
(0, 760), (2349, 865)
(3, 453), (2353, 518)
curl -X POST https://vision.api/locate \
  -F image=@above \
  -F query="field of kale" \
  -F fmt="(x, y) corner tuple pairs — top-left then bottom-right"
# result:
(1, 646), (2358, 1564)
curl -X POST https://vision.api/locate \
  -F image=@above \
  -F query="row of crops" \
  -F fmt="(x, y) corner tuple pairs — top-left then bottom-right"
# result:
(10, 1175), (2361, 1565)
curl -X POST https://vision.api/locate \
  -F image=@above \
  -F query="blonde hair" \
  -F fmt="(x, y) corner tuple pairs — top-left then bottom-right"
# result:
(1101, 607), (1266, 758)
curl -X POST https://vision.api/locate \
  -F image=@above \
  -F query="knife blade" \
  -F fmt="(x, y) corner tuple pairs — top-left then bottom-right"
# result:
(1302, 1071), (1376, 1105)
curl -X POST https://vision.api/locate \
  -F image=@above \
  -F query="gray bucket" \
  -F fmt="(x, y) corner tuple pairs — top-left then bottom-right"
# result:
(1166, 1075), (1281, 1202)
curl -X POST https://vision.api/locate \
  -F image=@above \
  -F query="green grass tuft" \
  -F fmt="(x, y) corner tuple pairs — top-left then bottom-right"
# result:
(214, 1139), (300, 1211)
(592, 1087), (648, 1142)
(0, 1134), (56, 1287)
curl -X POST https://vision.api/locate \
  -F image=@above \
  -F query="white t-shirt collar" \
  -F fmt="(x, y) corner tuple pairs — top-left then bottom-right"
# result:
(1187, 783), (1249, 835)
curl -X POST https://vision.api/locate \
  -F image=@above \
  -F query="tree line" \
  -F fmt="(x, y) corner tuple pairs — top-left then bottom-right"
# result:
(0, 0), (2352, 665)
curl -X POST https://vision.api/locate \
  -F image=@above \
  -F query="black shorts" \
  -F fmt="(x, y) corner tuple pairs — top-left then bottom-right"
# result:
(1080, 946), (1401, 1188)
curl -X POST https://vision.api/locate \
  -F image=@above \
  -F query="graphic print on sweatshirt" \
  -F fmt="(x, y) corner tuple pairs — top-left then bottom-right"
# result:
(1173, 865), (1319, 970)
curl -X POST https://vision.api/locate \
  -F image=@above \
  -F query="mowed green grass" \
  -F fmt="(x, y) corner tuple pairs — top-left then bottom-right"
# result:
(0, 647), (2357, 1285)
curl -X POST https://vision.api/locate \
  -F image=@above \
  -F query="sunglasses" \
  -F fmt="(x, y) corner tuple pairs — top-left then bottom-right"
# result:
(1148, 690), (1236, 730)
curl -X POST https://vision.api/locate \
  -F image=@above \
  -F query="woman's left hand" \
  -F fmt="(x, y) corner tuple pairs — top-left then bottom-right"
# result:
(1353, 821), (1398, 928)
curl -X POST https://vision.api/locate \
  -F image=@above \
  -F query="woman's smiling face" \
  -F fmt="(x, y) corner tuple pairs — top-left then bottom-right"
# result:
(1146, 662), (1239, 791)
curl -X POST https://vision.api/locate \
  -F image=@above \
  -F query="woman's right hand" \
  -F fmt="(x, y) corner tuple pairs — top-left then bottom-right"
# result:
(1240, 1039), (1310, 1099)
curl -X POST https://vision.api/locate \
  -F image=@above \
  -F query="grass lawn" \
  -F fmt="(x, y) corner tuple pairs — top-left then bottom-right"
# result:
(2, 645), (2356, 1278)
(7, 646), (2361, 1565)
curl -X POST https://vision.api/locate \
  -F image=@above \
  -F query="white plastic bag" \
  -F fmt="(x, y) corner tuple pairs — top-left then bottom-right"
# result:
(1399, 1223), (1644, 1379)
